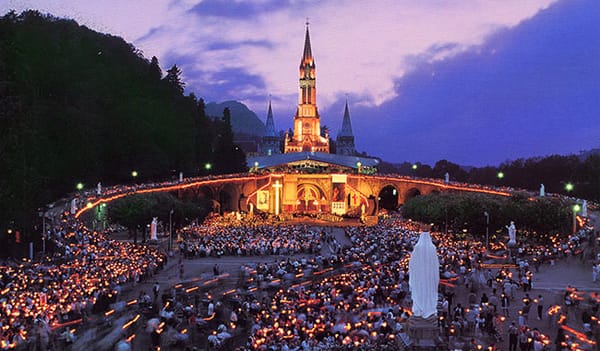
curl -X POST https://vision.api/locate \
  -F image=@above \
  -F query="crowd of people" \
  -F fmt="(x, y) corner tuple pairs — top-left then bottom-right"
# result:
(178, 215), (325, 258)
(0, 213), (167, 350)
(218, 216), (599, 351)
(2, 170), (599, 351)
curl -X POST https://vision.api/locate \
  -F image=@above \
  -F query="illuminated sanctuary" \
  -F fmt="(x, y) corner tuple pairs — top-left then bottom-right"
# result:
(246, 23), (379, 216)
(283, 23), (330, 154)
(249, 23), (377, 174)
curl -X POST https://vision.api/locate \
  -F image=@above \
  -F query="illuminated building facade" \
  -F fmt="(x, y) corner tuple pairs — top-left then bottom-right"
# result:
(284, 24), (330, 154)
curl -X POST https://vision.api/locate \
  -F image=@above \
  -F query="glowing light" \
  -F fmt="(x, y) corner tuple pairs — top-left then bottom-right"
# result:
(412, 164), (418, 170)
(573, 204), (581, 212)
(565, 182), (574, 191)
(76, 182), (84, 190)
(205, 163), (212, 170)
(497, 171), (504, 179)
(131, 171), (138, 178)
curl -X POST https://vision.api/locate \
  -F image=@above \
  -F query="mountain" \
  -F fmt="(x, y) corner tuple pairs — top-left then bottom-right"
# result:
(205, 101), (266, 137)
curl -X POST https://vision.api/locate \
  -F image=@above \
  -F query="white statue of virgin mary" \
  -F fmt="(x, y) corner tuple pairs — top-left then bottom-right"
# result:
(409, 232), (440, 318)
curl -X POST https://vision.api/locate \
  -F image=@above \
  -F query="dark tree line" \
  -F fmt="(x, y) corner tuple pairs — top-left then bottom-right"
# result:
(107, 193), (211, 245)
(402, 192), (573, 243)
(0, 11), (246, 243)
(396, 155), (600, 202)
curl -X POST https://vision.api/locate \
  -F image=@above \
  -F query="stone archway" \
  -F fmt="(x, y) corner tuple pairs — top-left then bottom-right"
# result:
(218, 183), (239, 213)
(296, 183), (326, 213)
(198, 186), (215, 200)
(405, 187), (422, 202)
(378, 185), (399, 211)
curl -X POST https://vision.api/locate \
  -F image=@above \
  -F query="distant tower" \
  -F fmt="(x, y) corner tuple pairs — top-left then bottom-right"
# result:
(284, 22), (330, 154)
(262, 99), (280, 155)
(336, 99), (356, 156)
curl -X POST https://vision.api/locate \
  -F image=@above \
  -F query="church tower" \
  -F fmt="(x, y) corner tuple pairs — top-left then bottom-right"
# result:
(336, 99), (356, 156)
(284, 23), (330, 154)
(262, 99), (280, 155)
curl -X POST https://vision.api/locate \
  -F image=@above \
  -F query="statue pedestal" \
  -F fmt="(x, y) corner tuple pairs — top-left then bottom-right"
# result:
(507, 241), (518, 262)
(407, 315), (443, 350)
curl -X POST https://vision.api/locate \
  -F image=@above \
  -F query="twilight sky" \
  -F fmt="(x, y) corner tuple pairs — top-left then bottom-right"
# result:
(3, 0), (600, 166)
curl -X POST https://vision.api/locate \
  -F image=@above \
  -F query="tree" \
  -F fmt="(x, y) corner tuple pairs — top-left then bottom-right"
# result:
(164, 64), (184, 94)
(107, 193), (210, 243)
(149, 56), (162, 80)
(432, 160), (468, 182)
(402, 192), (571, 244)
(213, 108), (247, 174)
(194, 98), (214, 170)
(0, 11), (221, 242)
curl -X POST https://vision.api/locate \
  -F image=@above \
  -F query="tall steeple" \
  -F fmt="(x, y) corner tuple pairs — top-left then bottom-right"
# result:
(336, 99), (356, 156)
(262, 97), (280, 155)
(298, 21), (316, 108)
(338, 100), (354, 137)
(301, 21), (313, 68)
(284, 22), (329, 153)
(265, 98), (276, 137)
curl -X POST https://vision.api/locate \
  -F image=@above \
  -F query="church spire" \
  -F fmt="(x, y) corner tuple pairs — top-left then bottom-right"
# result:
(336, 98), (356, 156)
(284, 22), (328, 154)
(301, 21), (314, 68)
(265, 97), (276, 137)
(338, 99), (354, 138)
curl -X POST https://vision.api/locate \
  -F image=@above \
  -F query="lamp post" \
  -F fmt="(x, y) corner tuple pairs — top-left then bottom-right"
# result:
(169, 209), (174, 252)
(39, 209), (46, 255)
(573, 204), (581, 235)
(484, 211), (489, 250)
(565, 182), (574, 192)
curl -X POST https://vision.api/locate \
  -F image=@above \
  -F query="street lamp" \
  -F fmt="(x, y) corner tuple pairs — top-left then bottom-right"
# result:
(412, 164), (418, 170)
(565, 182), (574, 192)
(76, 182), (84, 191)
(131, 170), (138, 178)
(356, 162), (362, 174)
(205, 163), (212, 172)
(484, 211), (489, 249)
(497, 171), (504, 179)
(169, 209), (174, 252)
(573, 204), (581, 235)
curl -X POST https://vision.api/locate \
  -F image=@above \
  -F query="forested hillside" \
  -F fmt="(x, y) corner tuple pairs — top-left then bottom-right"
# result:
(0, 11), (246, 238)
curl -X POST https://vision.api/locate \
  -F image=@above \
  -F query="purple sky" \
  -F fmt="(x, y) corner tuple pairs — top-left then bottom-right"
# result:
(3, 0), (599, 166)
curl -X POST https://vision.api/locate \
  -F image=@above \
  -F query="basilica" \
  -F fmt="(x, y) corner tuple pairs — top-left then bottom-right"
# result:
(246, 24), (379, 217)
(248, 24), (378, 175)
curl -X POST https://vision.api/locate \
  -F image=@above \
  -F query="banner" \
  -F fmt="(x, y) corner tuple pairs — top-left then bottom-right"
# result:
(257, 190), (269, 210)
(331, 174), (347, 215)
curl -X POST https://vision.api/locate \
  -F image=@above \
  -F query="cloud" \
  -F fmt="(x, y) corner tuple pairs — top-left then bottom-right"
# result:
(2, 0), (556, 112)
(132, 0), (557, 133)
(5, 0), (595, 166)
(349, 0), (600, 165)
